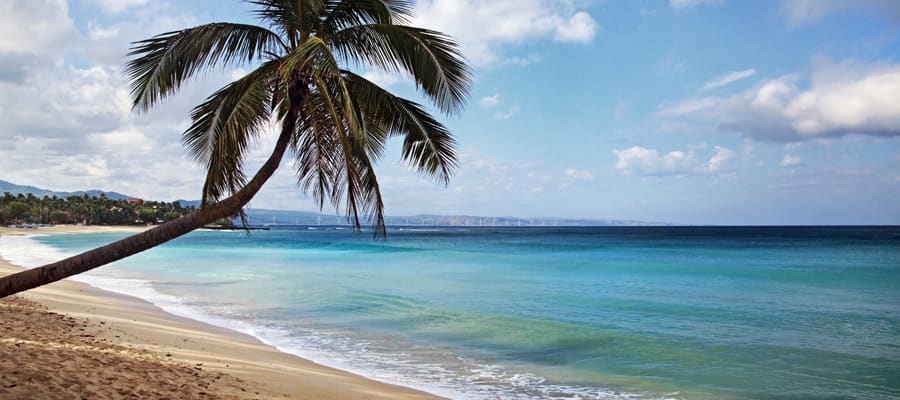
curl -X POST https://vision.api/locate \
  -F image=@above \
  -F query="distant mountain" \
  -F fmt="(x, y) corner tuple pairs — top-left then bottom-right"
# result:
(174, 199), (202, 208)
(381, 214), (671, 227)
(2, 179), (671, 227)
(0, 179), (135, 201)
(74, 190), (134, 201)
(241, 208), (672, 227)
(242, 208), (348, 226)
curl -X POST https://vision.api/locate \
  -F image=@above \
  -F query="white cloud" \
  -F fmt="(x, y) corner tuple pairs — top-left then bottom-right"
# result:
(707, 146), (734, 171)
(657, 59), (900, 142)
(0, 4), (243, 202)
(782, 0), (836, 25)
(376, 149), (561, 214)
(0, 58), (221, 200)
(613, 146), (694, 176)
(0, 65), (130, 138)
(479, 94), (502, 108)
(553, 12), (597, 43)
(782, 0), (900, 27)
(780, 154), (801, 167)
(613, 145), (735, 176)
(494, 104), (521, 120)
(657, 97), (720, 116)
(670, 0), (723, 10)
(85, 0), (149, 14)
(0, 0), (78, 54)
(564, 168), (595, 181)
(88, 23), (119, 40)
(376, 150), (614, 217)
(362, 69), (404, 87)
(701, 69), (757, 91)
(81, 12), (196, 67)
(502, 54), (542, 67)
(412, 0), (598, 66)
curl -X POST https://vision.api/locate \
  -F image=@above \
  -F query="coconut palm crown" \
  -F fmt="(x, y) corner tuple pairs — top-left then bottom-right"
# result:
(128, 0), (469, 233)
(0, 0), (469, 298)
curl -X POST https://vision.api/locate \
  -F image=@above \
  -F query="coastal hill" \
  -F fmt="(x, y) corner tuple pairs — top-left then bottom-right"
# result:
(1, 179), (670, 227)
(0, 179), (133, 201)
(242, 209), (670, 227)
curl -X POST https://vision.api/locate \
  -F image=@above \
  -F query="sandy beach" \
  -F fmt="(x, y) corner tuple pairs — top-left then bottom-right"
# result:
(0, 225), (440, 400)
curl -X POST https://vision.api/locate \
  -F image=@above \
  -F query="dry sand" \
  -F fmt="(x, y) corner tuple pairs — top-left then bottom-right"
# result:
(0, 225), (441, 399)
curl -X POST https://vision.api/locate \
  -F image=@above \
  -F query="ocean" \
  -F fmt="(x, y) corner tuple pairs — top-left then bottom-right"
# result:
(2, 226), (898, 399)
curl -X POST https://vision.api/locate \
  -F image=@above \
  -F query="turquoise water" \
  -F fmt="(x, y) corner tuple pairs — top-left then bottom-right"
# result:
(4, 226), (899, 399)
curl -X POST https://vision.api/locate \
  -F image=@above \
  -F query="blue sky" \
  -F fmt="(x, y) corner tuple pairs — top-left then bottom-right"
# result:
(1, 0), (898, 224)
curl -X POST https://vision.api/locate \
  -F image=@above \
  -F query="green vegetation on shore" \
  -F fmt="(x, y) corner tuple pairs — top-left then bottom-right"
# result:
(0, 0), (471, 299)
(0, 192), (197, 226)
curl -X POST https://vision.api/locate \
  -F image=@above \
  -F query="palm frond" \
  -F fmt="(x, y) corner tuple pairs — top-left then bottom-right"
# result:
(346, 133), (387, 237)
(322, 0), (414, 33)
(249, 0), (325, 44)
(334, 76), (385, 236)
(126, 23), (284, 112)
(381, 0), (415, 21)
(292, 89), (342, 210)
(297, 73), (384, 234)
(344, 71), (457, 184)
(124, 0), (470, 237)
(330, 24), (471, 114)
(278, 37), (342, 83)
(183, 62), (280, 206)
(281, 36), (372, 156)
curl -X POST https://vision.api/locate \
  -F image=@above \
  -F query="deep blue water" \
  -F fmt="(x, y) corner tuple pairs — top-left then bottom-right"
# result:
(5, 226), (900, 399)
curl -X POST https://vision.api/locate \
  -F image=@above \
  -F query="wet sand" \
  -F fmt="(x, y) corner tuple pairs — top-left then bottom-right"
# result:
(0, 225), (440, 399)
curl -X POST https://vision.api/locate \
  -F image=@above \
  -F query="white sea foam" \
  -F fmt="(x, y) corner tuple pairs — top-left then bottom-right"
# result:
(0, 234), (234, 331)
(0, 234), (668, 400)
(0, 234), (59, 268)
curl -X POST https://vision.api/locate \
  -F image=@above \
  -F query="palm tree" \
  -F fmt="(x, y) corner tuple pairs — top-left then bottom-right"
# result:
(0, 0), (470, 298)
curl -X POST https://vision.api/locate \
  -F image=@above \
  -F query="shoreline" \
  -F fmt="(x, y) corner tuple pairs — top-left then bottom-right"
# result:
(0, 225), (442, 399)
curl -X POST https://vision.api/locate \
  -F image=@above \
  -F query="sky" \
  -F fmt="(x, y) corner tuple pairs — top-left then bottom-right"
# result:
(1, 0), (899, 225)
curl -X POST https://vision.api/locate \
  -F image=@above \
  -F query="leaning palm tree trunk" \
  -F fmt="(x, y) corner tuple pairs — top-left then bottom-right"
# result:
(0, 0), (471, 299)
(0, 113), (295, 299)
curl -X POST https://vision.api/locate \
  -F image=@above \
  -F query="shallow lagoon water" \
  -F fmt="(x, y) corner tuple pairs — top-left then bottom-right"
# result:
(3, 226), (899, 399)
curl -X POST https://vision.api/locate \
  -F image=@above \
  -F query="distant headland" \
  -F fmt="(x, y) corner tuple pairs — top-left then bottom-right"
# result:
(0, 179), (671, 227)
